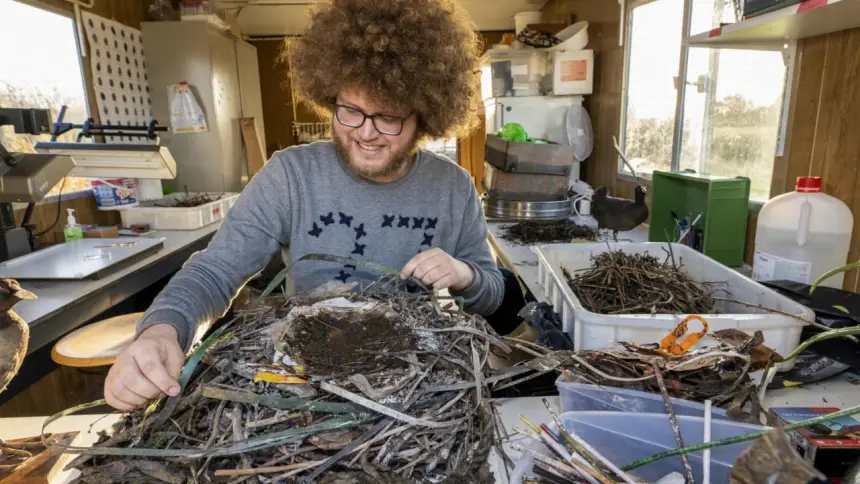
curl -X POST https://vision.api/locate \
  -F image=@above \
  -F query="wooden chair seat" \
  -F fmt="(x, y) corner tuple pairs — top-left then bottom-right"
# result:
(51, 313), (142, 368)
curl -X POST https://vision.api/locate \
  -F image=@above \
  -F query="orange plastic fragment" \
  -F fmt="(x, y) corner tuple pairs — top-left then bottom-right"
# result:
(658, 315), (710, 356)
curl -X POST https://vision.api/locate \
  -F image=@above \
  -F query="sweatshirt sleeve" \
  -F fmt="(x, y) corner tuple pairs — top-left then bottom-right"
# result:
(137, 157), (292, 350)
(449, 175), (504, 316)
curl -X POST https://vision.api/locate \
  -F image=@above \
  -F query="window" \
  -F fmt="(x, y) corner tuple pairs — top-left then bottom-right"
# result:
(423, 138), (458, 161)
(621, 0), (791, 202)
(0, 0), (90, 196)
(622, 0), (685, 174)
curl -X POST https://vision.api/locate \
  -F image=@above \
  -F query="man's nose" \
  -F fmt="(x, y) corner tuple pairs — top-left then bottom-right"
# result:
(356, 117), (381, 140)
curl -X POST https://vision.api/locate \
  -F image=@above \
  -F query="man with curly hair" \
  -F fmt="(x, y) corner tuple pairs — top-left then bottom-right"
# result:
(104, 0), (506, 410)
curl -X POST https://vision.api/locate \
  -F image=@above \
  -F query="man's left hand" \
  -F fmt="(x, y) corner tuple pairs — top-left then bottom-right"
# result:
(401, 248), (475, 291)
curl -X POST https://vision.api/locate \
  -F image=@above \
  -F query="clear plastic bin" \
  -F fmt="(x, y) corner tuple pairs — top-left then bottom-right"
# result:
(481, 48), (549, 99)
(511, 411), (767, 483)
(534, 242), (813, 370)
(557, 378), (731, 420)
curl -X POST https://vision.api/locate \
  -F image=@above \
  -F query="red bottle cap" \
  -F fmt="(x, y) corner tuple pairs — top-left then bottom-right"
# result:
(796, 176), (822, 193)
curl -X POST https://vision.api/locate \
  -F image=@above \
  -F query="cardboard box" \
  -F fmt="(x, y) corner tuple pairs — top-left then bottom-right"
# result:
(482, 162), (568, 201)
(82, 225), (120, 239)
(770, 407), (860, 480)
(485, 135), (576, 175)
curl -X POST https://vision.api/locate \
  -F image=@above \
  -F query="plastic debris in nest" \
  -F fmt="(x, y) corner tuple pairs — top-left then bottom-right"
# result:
(498, 324), (783, 425)
(56, 286), (508, 483)
(518, 302), (573, 350)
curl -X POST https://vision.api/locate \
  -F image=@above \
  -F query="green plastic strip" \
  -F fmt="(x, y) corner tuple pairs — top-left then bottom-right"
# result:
(149, 318), (237, 428)
(42, 399), (368, 460)
(200, 385), (363, 414)
(261, 253), (428, 298)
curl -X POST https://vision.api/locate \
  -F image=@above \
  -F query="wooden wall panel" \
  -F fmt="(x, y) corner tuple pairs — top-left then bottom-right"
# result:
(775, 27), (860, 291)
(250, 39), (343, 156)
(250, 40), (296, 156)
(0, 365), (105, 418)
(456, 31), (506, 187)
(542, 0), (624, 193)
(13, 195), (120, 246)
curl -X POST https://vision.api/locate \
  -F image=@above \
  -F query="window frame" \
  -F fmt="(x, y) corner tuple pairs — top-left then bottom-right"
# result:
(618, 0), (797, 207)
(2, 0), (94, 203)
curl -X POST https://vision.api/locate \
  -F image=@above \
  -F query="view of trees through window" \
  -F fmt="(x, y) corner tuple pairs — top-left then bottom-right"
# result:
(0, 0), (91, 195)
(623, 0), (787, 202)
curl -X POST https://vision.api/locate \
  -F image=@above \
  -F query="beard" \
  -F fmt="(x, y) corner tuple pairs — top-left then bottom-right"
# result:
(334, 130), (418, 180)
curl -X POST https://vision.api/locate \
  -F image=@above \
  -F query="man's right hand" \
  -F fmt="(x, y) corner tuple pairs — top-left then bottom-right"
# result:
(104, 324), (185, 411)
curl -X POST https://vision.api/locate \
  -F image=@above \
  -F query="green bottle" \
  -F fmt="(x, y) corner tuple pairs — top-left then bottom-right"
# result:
(63, 209), (83, 242)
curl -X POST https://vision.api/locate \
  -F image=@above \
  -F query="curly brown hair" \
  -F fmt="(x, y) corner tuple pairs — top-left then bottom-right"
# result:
(286, 0), (482, 139)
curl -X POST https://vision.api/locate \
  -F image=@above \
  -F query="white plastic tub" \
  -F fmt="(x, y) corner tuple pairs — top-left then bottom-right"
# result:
(535, 242), (813, 370)
(119, 192), (239, 230)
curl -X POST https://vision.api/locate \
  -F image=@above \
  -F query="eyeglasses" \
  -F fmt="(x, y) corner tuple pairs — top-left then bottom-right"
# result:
(333, 104), (414, 136)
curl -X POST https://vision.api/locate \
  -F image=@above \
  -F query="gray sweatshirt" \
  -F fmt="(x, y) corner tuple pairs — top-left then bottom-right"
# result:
(138, 142), (504, 350)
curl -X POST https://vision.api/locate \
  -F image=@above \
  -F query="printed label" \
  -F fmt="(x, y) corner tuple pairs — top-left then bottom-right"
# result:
(752, 251), (812, 284)
(561, 60), (588, 82)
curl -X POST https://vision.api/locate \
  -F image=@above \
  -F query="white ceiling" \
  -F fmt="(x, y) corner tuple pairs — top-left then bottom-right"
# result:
(222, 0), (549, 37)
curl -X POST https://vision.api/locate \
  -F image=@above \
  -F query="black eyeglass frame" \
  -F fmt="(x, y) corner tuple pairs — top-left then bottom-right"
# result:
(332, 103), (415, 136)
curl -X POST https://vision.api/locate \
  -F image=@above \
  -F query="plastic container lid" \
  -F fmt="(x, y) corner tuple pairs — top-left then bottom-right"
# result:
(557, 380), (731, 420)
(796, 176), (822, 193)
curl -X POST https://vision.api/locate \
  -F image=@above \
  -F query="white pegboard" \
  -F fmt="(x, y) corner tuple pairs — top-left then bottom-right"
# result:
(82, 12), (153, 144)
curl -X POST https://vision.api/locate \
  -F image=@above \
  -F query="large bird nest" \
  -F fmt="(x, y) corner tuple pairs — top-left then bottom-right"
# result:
(66, 284), (504, 483)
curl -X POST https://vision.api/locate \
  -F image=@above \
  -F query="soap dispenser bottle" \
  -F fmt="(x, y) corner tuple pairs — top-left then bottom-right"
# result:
(63, 209), (83, 242)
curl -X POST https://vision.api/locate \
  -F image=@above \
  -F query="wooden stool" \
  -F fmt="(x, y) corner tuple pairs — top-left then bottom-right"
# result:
(51, 313), (142, 368)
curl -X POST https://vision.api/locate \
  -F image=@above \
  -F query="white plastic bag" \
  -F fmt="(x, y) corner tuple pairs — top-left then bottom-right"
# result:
(565, 104), (593, 162)
(168, 82), (208, 133)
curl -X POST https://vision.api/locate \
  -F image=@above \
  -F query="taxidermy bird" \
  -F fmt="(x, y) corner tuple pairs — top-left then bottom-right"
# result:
(0, 278), (36, 394)
(591, 185), (649, 241)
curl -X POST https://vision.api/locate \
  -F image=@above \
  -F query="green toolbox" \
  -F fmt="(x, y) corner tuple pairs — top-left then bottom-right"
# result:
(649, 170), (750, 267)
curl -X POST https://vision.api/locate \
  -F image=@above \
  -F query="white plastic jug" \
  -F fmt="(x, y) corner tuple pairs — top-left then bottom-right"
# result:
(752, 177), (853, 289)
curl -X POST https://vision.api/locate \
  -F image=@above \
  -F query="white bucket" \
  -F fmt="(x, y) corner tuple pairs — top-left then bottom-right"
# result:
(552, 21), (589, 51)
(514, 11), (542, 35)
(91, 178), (139, 210)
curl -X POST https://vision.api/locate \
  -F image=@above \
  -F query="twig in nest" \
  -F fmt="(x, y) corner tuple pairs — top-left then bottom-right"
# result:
(653, 363), (695, 484)
(710, 296), (857, 342)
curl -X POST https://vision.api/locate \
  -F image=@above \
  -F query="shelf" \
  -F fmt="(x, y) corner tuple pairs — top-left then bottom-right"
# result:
(688, 0), (860, 47)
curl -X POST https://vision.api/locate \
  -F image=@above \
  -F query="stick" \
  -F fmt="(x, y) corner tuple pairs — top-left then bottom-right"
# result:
(536, 431), (604, 484)
(623, 403), (860, 471)
(299, 418), (391, 483)
(539, 400), (636, 484)
(215, 461), (316, 477)
(710, 296), (857, 342)
(511, 444), (588, 482)
(320, 381), (466, 429)
(613, 136), (640, 180)
(702, 400), (712, 484)
(783, 326), (860, 361)
(653, 363), (695, 484)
